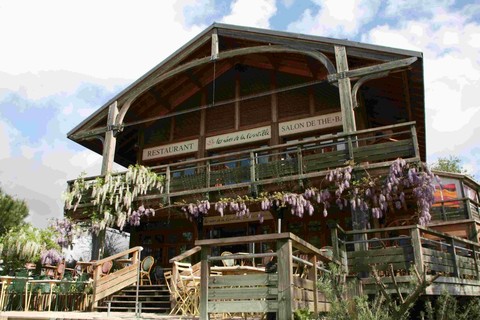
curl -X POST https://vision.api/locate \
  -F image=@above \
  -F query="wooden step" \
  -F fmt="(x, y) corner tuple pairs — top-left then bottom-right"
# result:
(94, 283), (172, 313)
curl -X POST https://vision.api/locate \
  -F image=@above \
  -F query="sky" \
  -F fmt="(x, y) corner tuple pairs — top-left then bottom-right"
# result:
(0, 0), (479, 228)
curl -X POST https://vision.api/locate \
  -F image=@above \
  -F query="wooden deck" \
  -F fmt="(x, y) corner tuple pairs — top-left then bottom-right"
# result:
(195, 233), (335, 320)
(332, 224), (480, 296)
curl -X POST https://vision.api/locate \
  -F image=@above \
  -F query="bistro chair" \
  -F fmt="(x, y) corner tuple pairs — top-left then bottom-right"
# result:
(220, 251), (235, 267)
(164, 270), (194, 316)
(100, 261), (113, 277)
(140, 256), (154, 285)
(53, 260), (66, 280)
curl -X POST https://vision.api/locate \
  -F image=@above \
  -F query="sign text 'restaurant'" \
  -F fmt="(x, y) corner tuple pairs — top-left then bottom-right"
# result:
(143, 139), (198, 160)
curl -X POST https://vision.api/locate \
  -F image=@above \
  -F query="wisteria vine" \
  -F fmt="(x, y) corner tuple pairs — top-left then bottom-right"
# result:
(180, 159), (438, 226)
(64, 164), (162, 234)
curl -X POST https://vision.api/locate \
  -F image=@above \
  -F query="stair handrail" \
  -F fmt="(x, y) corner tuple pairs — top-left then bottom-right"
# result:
(91, 246), (143, 311)
(169, 246), (201, 263)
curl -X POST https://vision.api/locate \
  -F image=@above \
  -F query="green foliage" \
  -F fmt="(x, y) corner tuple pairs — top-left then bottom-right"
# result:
(294, 308), (316, 320)
(0, 187), (29, 237)
(421, 292), (480, 320)
(317, 264), (407, 320)
(0, 223), (60, 273)
(430, 155), (471, 176)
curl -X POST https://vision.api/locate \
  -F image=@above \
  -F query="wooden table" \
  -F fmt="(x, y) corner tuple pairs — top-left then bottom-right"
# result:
(211, 265), (265, 275)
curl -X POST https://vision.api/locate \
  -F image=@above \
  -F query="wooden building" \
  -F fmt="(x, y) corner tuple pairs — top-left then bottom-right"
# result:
(66, 23), (480, 310)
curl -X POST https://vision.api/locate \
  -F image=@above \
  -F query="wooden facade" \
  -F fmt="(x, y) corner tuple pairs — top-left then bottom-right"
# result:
(65, 23), (480, 317)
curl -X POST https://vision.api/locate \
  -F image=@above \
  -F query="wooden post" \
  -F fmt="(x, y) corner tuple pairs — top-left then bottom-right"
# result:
(472, 245), (480, 280)
(277, 238), (293, 320)
(410, 227), (424, 275)
(410, 124), (420, 159)
(206, 160), (211, 188)
(331, 226), (340, 261)
(466, 199), (473, 220)
(199, 245), (211, 320)
(101, 101), (118, 175)
(92, 101), (118, 261)
(448, 238), (460, 278)
(309, 255), (318, 316)
(249, 151), (258, 197)
(91, 263), (102, 310)
(165, 166), (171, 204)
(334, 46), (356, 133)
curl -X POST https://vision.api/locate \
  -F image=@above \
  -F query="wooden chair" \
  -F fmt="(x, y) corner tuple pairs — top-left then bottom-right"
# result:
(173, 261), (199, 315)
(165, 270), (197, 316)
(54, 260), (66, 280)
(100, 261), (113, 277)
(140, 256), (154, 285)
(220, 251), (235, 267)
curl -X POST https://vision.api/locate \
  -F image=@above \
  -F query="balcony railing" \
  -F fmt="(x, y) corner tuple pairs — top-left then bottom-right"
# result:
(331, 224), (480, 295)
(67, 122), (420, 205)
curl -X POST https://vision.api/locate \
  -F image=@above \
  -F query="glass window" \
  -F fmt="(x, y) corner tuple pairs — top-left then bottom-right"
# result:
(464, 185), (479, 203)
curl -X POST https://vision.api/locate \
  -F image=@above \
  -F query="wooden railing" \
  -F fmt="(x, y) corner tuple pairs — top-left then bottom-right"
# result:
(195, 233), (336, 320)
(431, 198), (472, 222)
(67, 122), (420, 206)
(91, 246), (142, 310)
(331, 224), (480, 295)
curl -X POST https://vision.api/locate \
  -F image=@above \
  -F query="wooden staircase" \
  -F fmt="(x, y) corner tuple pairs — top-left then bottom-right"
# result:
(95, 284), (171, 313)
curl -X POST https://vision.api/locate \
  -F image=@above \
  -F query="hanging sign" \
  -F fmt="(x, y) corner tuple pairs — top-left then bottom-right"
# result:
(279, 112), (342, 136)
(206, 126), (271, 150)
(142, 139), (199, 160)
(203, 211), (274, 226)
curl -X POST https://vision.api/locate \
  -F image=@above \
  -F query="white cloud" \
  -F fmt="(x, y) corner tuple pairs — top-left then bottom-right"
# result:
(0, 0), (205, 79)
(282, 0), (295, 8)
(0, 120), (14, 159)
(362, 6), (480, 172)
(221, 0), (277, 29)
(287, 0), (382, 38)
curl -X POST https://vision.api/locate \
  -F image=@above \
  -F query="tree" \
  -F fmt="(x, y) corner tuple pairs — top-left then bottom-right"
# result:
(430, 155), (470, 176)
(0, 187), (29, 237)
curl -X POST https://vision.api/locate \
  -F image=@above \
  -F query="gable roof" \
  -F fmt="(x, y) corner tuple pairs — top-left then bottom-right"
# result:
(68, 23), (425, 167)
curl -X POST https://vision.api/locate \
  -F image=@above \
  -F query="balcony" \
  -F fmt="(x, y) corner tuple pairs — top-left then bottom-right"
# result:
(66, 122), (421, 212)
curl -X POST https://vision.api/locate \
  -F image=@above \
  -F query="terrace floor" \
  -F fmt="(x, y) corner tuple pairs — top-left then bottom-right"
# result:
(0, 311), (259, 319)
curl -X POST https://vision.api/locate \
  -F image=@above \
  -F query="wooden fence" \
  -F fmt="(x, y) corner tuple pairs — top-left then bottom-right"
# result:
(195, 232), (335, 320)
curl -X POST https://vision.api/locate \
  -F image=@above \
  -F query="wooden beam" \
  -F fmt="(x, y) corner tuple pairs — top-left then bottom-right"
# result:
(351, 71), (390, 109)
(328, 57), (417, 83)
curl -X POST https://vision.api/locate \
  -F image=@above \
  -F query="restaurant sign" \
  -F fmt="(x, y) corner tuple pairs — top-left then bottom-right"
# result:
(142, 139), (199, 160)
(279, 112), (342, 136)
(203, 211), (274, 226)
(206, 126), (271, 150)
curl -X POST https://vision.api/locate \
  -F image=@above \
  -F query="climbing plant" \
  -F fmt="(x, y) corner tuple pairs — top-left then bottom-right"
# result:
(64, 164), (165, 233)
(180, 159), (438, 226)
(0, 224), (61, 272)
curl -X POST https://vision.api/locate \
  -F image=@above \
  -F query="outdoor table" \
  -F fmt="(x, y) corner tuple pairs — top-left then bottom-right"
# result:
(210, 265), (265, 275)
